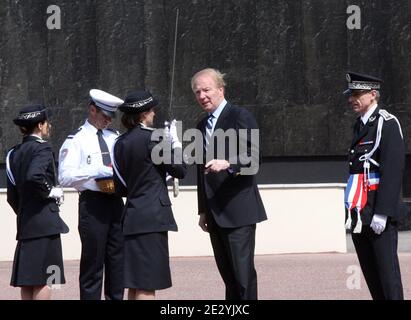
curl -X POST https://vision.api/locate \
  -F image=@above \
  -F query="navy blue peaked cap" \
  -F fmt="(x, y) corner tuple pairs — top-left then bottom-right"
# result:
(119, 90), (159, 114)
(13, 104), (52, 127)
(343, 71), (383, 95)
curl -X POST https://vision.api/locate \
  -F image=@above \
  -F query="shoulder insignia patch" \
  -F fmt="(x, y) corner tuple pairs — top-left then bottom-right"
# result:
(106, 128), (120, 135)
(67, 127), (82, 139)
(379, 109), (395, 121)
(379, 109), (404, 139)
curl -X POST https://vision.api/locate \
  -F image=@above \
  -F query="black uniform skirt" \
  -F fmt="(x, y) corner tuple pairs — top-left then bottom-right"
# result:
(124, 232), (171, 290)
(11, 234), (66, 287)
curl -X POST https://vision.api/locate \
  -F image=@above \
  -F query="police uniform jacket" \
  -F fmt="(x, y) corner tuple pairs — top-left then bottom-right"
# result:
(113, 124), (186, 235)
(6, 135), (69, 240)
(58, 120), (119, 191)
(348, 106), (405, 225)
(196, 102), (267, 228)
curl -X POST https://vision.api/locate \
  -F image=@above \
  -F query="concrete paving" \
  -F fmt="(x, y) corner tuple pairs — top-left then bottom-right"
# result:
(1, 232), (411, 300)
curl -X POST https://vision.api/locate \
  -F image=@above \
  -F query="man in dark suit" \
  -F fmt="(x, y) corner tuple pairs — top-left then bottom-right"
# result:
(191, 68), (267, 300)
(344, 71), (404, 300)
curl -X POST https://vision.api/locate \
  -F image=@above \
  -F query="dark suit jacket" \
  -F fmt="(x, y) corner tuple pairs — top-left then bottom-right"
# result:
(348, 107), (405, 225)
(6, 135), (69, 240)
(113, 125), (187, 236)
(196, 102), (267, 228)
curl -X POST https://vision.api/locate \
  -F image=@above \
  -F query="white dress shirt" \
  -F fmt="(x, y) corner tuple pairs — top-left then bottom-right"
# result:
(361, 104), (378, 125)
(208, 99), (227, 133)
(58, 120), (119, 192)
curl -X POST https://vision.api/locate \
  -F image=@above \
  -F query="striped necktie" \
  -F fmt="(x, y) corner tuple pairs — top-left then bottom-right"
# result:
(204, 114), (215, 151)
(97, 129), (111, 166)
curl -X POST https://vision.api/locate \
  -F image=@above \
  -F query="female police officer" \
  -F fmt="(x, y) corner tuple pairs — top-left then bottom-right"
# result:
(6, 105), (69, 300)
(112, 90), (186, 300)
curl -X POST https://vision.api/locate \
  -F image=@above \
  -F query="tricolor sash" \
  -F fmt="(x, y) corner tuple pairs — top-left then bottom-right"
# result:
(344, 172), (380, 233)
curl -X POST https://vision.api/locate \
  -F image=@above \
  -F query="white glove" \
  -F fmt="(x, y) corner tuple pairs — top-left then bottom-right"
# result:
(370, 214), (387, 235)
(164, 126), (170, 139)
(48, 187), (64, 205)
(96, 166), (113, 178)
(169, 119), (182, 149)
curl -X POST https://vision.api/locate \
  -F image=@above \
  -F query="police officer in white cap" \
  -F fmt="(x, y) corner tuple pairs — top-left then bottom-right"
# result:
(58, 89), (125, 300)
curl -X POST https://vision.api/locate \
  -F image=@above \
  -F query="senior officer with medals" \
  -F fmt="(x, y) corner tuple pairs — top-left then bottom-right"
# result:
(6, 105), (68, 300)
(344, 72), (405, 300)
(58, 89), (125, 300)
(112, 90), (186, 300)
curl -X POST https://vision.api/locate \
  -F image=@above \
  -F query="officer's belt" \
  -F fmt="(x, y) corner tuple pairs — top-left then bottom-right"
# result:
(79, 189), (116, 197)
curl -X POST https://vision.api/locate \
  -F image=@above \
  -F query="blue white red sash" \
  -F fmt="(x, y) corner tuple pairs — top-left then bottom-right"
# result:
(344, 172), (380, 233)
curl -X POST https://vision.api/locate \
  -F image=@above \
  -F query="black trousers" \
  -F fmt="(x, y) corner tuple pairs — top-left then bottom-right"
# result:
(352, 221), (403, 300)
(206, 213), (258, 300)
(78, 190), (124, 300)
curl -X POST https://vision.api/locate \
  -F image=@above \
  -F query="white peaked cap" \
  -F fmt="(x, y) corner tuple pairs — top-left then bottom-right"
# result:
(89, 89), (124, 118)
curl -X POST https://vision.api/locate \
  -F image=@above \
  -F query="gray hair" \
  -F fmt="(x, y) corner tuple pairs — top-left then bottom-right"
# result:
(191, 68), (226, 91)
(375, 90), (380, 101)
